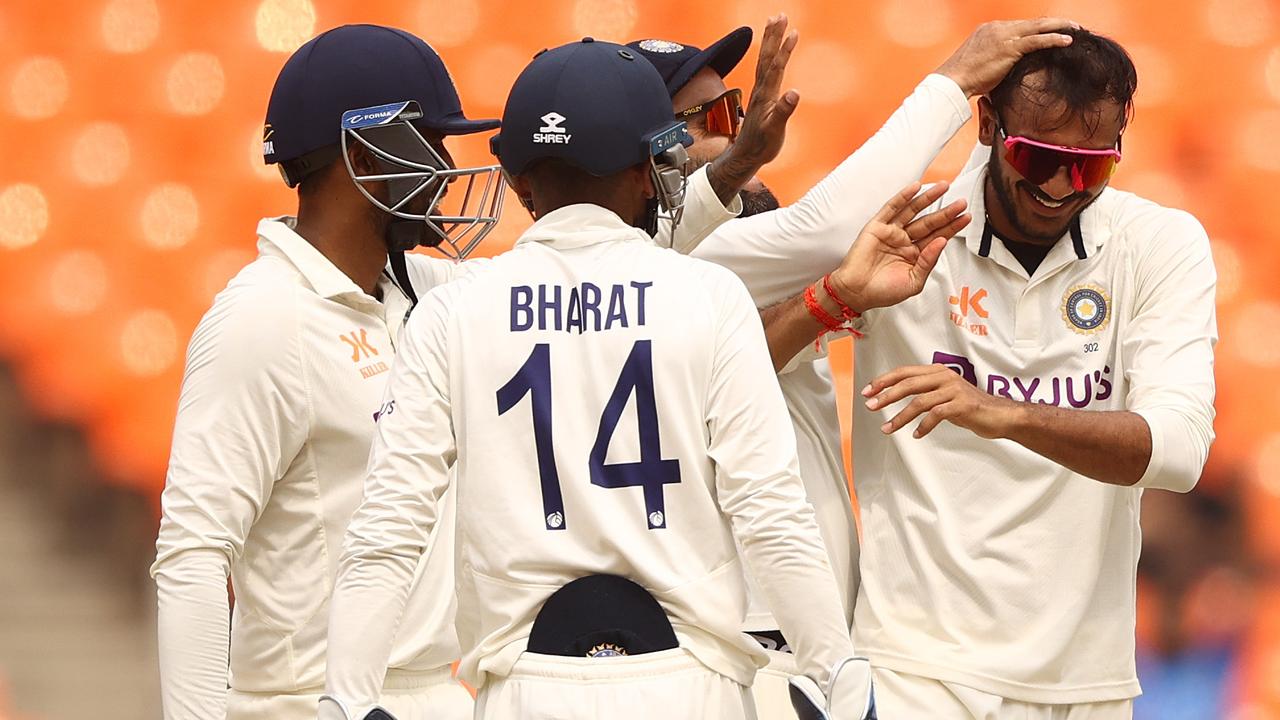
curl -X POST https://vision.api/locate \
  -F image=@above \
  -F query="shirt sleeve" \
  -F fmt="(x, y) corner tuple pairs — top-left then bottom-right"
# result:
(701, 267), (856, 689)
(661, 164), (743, 255)
(692, 73), (972, 308)
(1124, 209), (1218, 493)
(322, 289), (457, 718)
(150, 285), (309, 720)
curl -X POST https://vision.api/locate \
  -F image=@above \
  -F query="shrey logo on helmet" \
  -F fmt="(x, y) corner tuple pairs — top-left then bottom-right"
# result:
(533, 112), (572, 144)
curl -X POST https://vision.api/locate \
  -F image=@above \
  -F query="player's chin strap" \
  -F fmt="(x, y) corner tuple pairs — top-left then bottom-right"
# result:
(384, 219), (420, 313)
(317, 695), (398, 720)
(788, 656), (877, 720)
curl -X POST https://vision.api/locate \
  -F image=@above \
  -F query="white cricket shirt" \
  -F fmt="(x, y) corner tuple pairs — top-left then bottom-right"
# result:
(851, 164), (1217, 703)
(691, 73), (974, 631)
(151, 166), (736, 718)
(323, 204), (854, 717)
(151, 218), (461, 718)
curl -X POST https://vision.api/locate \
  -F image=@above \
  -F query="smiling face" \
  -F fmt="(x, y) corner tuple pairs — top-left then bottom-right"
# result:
(979, 70), (1126, 245)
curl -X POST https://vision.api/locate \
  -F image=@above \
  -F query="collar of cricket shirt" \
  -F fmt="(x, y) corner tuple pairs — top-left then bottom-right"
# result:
(515, 203), (654, 251)
(947, 164), (1114, 273)
(256, 216), (380, 301)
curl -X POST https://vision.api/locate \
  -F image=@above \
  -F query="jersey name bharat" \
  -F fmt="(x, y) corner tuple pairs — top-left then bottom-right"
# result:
(510, 281), (651, 332)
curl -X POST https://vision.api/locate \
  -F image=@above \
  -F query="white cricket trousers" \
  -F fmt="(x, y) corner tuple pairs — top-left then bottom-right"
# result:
(227, 665), (473, 720)
(749, 648), (798, 720)
(475, 648), (757, 720)
(873, 667), (1134, 720)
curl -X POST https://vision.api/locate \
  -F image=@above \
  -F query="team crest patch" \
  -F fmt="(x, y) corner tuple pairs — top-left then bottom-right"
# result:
(638, 39), (684, 53)
(587, 643), (627, 658)
(1062, 284), (1111, 334)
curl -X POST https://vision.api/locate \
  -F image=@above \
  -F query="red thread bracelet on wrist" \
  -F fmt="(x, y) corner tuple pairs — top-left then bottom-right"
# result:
(804, 283), (846, 334)
(821, 274), (861, 321)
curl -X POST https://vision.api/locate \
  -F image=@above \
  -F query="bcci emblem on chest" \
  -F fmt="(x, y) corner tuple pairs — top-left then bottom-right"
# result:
(1062, 284), (1111, 334)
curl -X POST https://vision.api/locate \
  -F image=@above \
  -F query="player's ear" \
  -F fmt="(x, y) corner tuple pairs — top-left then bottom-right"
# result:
(977, 96), (997, 147)
(509, 172), (537, 216)
(637, 163), (657, 200)
(346, 142), (378, 176)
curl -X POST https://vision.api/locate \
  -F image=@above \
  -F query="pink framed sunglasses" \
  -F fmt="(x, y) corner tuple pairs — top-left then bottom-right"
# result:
(998, 122), (1122, 192)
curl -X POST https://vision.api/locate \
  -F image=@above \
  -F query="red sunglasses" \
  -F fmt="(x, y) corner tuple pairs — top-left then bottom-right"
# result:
(677, 88), (745, 140)
(998, 122), (1122, 192)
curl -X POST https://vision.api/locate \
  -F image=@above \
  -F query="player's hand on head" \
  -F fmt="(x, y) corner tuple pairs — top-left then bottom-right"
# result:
(862, 363), (1019, 440)
(828, 182), (970, 314)
(935, 17), (1078, 97)
(729, 14), (801, 169)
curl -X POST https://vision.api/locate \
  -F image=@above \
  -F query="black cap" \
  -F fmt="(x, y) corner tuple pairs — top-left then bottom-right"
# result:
(263, 24), (498, 166)
(626, 27), (753, 96)
(528, 575), (678, 657)
(493, 38), (690, 178)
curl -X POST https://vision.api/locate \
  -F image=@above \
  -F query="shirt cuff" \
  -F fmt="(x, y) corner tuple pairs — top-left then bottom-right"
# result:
(1132, 407), (1202, 493)
(670, 164), (743, 255)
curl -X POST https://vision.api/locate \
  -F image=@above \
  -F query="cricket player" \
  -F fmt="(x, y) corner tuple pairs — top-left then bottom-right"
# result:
(629, 18), (1078, 718)
(760, 27), (1215, 717)
(319, 32), (966, 720)
(152, 19), (794, 720)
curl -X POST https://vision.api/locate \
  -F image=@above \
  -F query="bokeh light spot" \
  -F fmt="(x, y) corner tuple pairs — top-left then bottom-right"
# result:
(572, 0), (637, 40)
(50, 250), (108, 315)
(167, 53), (225, 116)
(10, 57), (69, 119)
(1211, 241), (1242, 303)
(1236, 110), (1280, 172)
(101, 0), (160, 53)
(418, 0), (481, 48)
(788, 39), (858, 105)
(72, 122), (131, 185)
(1205, 0), (1274, 47)
(1125, 45), (1173, 107)
(1265, 47), (1280, 102)
(0, 184), (49, 249)
(255, 0), (316, 53)
(141, 183), (200, 249)
(881, 0), (953, 48)
(1254, 432), (1280, 497)
(1234, 301), (1280, 366)
(120, 309), (178, 376)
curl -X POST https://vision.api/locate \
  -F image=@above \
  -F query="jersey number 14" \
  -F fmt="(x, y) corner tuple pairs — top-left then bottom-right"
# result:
(496, 339), (681, 531)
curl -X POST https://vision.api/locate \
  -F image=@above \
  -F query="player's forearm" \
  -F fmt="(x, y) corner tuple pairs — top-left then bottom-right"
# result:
(760, 280), (851, 372)
(154, 550), (232, 720)
(999, 403), (1152, 486)
(325, 550), (419, 716)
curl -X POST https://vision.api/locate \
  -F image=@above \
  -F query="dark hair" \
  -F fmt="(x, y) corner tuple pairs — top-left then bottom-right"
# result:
(989, 28), (1138, 133)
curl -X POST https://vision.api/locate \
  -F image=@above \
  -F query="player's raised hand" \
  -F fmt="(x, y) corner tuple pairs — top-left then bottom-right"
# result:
(734, 13), (800, 167)
(707, 14), (799, 200)
(935, 18), (1078, 97)
(828, 182), (970, 314)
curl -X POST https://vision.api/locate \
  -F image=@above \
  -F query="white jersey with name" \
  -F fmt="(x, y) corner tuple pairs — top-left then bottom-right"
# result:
(851, 165), (1217, 703)
(151, 165), (736, 719)
(323, 204), (854, 717)
(691, 73), (974, 631)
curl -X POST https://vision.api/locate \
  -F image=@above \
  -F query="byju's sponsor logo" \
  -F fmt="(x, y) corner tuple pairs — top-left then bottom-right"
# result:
(533, 112), (572, 144)
(932, 351), (1114, 409)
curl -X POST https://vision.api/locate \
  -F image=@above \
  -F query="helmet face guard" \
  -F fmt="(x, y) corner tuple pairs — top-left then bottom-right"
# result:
(340, 101), (505, 259)
(645, 121), (692, 246)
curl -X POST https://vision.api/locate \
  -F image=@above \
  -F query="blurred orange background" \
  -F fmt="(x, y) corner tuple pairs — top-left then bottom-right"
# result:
(0, 0), (1274, 716)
